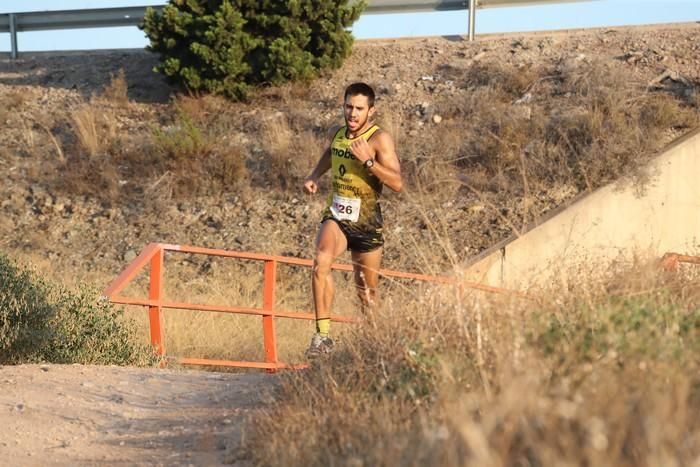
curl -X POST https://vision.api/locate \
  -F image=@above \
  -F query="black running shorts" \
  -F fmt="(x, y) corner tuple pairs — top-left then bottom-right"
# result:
(322, 217), (384, 253)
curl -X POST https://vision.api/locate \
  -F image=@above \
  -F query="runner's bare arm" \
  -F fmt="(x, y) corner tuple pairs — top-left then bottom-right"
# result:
(350, 131), (402, 192)
(303, 126), (341, 194)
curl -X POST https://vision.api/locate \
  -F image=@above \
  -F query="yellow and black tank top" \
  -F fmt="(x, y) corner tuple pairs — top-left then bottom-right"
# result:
(323, 125), (383, 233)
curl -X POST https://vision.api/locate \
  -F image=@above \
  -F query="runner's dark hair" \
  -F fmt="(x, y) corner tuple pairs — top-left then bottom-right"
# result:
(344, 82), (375, 107)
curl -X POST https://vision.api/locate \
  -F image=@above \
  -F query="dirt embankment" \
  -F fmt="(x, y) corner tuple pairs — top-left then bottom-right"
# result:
(1, 22), (699, 286)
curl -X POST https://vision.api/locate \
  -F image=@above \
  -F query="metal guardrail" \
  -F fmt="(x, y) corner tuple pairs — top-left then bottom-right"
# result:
(104, 242), (522, 371)
(0, 0), (592, 58)
(660, 253), (700, 272)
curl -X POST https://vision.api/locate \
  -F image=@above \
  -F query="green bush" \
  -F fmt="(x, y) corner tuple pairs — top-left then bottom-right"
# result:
(534, 295), (700, 363)
(0, 254), (153, 365)
(0, 255), (54, 361)
(152, 107), (210, 160)
(141, 0), (366, 100)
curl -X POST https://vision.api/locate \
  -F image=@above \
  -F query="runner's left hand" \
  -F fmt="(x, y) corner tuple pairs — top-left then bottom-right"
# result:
(350, 139), (375, 163)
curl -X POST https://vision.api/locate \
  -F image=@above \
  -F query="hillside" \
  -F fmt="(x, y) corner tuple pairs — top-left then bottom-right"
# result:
(1, 23), (699, 290)
(1, 22), (699, 467)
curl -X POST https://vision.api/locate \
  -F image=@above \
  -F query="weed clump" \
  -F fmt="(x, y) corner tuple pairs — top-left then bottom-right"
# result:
(102, 69), (130, 106)
(0, 253), (154, 365)
(247, 264), (700, 466)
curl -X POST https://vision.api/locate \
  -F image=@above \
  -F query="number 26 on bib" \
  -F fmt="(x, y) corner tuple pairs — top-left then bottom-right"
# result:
(330, 194), (361, 223)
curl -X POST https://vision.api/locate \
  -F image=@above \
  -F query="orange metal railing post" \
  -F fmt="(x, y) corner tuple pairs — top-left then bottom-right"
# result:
(262, 260), (279, 370)
(106, 242), (525, 371)
(149, 246), (166, 357)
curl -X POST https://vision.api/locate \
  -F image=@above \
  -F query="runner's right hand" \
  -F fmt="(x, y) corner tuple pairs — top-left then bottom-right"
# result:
(303, 178), (318, 194)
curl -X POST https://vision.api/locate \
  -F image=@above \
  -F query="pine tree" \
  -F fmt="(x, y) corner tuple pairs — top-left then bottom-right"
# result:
(141, 0), (366, 100)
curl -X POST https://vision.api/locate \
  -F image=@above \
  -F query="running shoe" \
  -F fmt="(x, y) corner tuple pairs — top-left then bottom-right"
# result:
(305, 332), (334, 358)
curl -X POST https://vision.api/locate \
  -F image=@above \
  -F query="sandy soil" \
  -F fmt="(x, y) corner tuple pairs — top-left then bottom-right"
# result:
(0, 364), (276, 466)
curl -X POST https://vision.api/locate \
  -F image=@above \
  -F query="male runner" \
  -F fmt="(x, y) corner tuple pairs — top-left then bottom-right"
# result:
(302, 82), (403, 357)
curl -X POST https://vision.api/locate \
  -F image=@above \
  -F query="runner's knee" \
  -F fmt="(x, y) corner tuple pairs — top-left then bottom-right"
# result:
(313, 253), (334, 278)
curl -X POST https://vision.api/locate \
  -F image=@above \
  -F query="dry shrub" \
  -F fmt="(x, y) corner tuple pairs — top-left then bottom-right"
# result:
(262, 114), (292, 174)
(144, 145), (249, 199)
(57, 95), (250, 202)
(0, 88), (25, 123)
(60, 153), (121, 200)
(424, 58), (697, 222)
(248, 261), (700, 466)
(260, 81), (313, 103)
(70, 102), (118, 158)
(58, 102), (123, 198)
(218, 145), (250, 189)
(148, 115), (205, 196)
(147, 108), (249, 198)
(258, 113), (325, 189)
(5, 88), (26, 110)
(172, 93), (228, 124)
(102, 69), (129, 106)
(640, 92), (698, 129)
(291, 129), (324, 179)
(415, 87), (545, 200)
(71, 105), (100, 157)
(461, 61), (541, 97)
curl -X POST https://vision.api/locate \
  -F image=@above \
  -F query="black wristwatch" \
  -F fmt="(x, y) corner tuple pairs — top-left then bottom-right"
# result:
(363, 158), (375, 169)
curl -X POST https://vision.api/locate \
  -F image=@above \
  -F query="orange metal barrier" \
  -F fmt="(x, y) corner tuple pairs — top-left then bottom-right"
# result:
(660, 252), (700, 272)
(104, 242), (519, 371)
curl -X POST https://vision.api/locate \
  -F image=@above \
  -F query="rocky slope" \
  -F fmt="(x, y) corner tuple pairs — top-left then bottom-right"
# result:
(1, 22), (699, 290)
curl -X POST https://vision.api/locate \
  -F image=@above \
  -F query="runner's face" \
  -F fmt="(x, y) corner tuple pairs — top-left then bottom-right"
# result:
(343, 94), (374, 133)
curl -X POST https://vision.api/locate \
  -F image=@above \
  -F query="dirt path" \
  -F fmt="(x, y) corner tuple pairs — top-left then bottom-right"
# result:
(0, 364), (276, 466)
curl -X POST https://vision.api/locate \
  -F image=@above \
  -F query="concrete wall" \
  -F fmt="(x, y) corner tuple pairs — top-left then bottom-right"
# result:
(463, 128), (700, 289)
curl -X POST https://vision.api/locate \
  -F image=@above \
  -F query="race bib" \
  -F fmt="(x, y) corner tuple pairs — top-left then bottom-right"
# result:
(330, 194), (361, 222)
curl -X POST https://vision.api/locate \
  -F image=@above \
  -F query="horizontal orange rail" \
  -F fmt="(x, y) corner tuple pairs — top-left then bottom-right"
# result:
(104, 242), (521, 371)
(152, 243), (513, 294)
(660, 252), (700, 272)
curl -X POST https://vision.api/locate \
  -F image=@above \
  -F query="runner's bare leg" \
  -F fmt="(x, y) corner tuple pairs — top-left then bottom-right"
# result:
(313, 220), (347, 321)
(351, 247), (382, 323)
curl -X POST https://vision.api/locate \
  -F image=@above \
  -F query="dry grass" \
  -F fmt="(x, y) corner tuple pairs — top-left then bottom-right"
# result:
(5, 88), (26, 110)
(54, 102), (123, 198)
(394, 58), (700, 245)
(246, 261), (700, 466)
(19, 118), (38, 158)
(35, 121), (66, 164)
(256, 111), (326, 189)
(71, 105), (101, 157)
(0, 88), (25, 123)
(261, 114), (293, 186)
(44, 92), (253, 204)
(102, 69), (129, 106)
(33, 58), (696, 242)
(259, 81), (314, 104)
(172, 93), (232, 124)
(70, 102), (119, 158)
